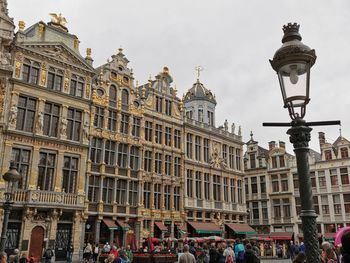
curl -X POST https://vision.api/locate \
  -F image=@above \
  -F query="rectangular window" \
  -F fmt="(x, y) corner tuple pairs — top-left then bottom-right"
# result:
(237, 180), (242, 204)
(164, 185), (171, 210)
(38, 152), (56, 191)
(204, 173), (210, 200)
(195, 171), (202, 199)
(132, 117), (141, 137)
(208, 111), (214, 126)
(143, 182), (151, 209)
(318, 170), (326, 187)
(203, 138), (210, 163)
(341, 148), (349, 159)
(186, 133), (193, 159)
(94, 106), (104, 128)
(108, 110), (117, 131)
(144, 150), (152, 172)
(22, 61), (40, 84)
(67, 108), (82, 141)
(174, 129), (181, 148)
(165, 99), (172, 116)
(187, 169), (193, 198)
(330, 169), (338, 186)
(116, 179), (127, 205)
(174, 186), (180, 211)
(340, 168), (349, 185)
(198, 109), (203, 122)
(281, 174), (289, 191)
(165, 127), (172, 146)
(230, 178), (235, 203)
(90, 137), (103, 164)
(314, 196), (320, 214)
(156, 96), (163, 112)
(252, 202), (259, 220)
(229, 147), (235, 169)
(62, 156), (78, 193)
(128, 181), (138, 206)
(104, 140), (116, 166)
(16, 96), (37, 132)
(174, 157), (181, 177)
(262, 201), (268, 219)
(344, 193), (350, 214)
(47, 70), (63, 91)
(43, 102), (60, 137)
(333, 194), (342, 214)
(165, 155), (172, 176)
(260, 176), (266, 193)
(118, 143), (128, 168)
(321, 195), (329, 214)
(130, 146), (140, 171)
(249, 153), (256, 169)
(325, 150), (332, 160)
(245, 178), (249, 195)
(70, 76), (84, 97)
(251, 177), (258, 194)
(279, 156), (285, 167)
(195, 136), (201, 161)
(283, 198), (291, 217)
(273, 199), (281, 218)
(310, 171), (316, 188)
(155, 152), (162, 174)
(102, 177), (114, 204)
(154, 183), (161, 209)
(293, 173), (299, 189)
(236, 149), (241, 170)
(11, 148), (30, 189)
(271, 156), (277, 168)
(223, 177), (229, 202)
(272, 175), (279, 192)
(145, 121), (153, 142)
(213, 175), (221, 201)
(120, 114), (129, 134)
(155, 124), (162, 144)
(88, 175), (100, 202)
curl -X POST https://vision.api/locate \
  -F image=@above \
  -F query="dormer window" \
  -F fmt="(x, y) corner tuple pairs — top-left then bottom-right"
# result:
(325, 150), (332, 161)
(22, 58), (40, 84)
(341, 147), (349, 159)
(250, 153), (256, 169)
(271, 156), (278, 168)
(279, 156), (285, 167)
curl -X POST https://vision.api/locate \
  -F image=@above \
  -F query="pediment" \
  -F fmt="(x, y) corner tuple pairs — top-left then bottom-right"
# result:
(21, 43), (94, 72)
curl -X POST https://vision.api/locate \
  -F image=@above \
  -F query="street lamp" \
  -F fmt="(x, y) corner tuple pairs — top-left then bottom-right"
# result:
(265, 23), (340, 263)
(0, 161), (21, 252)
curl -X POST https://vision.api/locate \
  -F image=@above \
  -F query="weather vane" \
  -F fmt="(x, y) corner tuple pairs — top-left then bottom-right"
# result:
(195, 66), (203, 79)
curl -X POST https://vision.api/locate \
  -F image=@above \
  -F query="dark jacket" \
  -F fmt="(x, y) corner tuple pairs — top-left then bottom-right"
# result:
(341, 253), (350, 263)
(209, 248), (218, 263)
(243, 249), (260, 263)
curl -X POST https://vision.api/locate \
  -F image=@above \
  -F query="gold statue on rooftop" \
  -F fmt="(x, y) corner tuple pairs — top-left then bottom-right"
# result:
(49, 13), (67, 27)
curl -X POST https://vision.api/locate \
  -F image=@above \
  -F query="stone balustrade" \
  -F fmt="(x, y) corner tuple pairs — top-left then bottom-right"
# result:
(0, 189), (85, 209)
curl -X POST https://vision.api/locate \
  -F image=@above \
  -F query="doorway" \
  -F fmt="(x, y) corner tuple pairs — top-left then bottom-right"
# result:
(29, 226), (44, 262)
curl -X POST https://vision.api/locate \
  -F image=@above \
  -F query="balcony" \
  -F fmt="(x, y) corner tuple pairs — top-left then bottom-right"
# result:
(4, 189), (85, 209)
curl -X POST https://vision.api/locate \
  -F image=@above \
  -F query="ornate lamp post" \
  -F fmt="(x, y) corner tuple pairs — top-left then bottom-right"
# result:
(264, 23), (340, 263)
(0, 162), (21, 252)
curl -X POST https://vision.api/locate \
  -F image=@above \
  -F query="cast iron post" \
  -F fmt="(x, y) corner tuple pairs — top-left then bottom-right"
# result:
(0, 200), (12, 252)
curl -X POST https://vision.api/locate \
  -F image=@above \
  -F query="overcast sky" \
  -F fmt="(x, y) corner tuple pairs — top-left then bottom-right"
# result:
(8, 0), (350, 153)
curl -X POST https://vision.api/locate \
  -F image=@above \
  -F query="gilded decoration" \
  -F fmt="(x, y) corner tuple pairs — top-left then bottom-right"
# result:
(49, 13), (67, 27)
(109, 73), (130, 87)
(18, 21), (25, 31)
(38, 23), (45, 37)
(85, 83), (91, 98)
(130, 104), (144, 117)
(14, 52), (23, 78)
(64, 70), (71, 92)
(0, 79), (5, 115)
(40, 62), (47, 86)
(92, 89), (108, 107)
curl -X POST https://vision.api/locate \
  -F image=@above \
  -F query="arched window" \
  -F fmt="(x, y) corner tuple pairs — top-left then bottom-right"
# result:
(121, 89), (129, 110)
(109, 85), (117, 108)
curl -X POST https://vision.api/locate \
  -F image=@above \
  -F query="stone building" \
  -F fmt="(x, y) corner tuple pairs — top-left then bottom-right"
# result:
(244, 132), (350, 245)
(183, 78), (252, 238)
(0, 9), (93, 262)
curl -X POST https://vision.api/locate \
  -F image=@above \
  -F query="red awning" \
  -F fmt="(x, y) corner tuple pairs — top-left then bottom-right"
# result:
(324, 233), (336, 239)
(155, 221), (168, 232)
(117, 220), (130, 230)
(226, 223), (257, 235)
(103, 218), (119, 230)
(176, 223), (186, 231)
(270, 232), (294, 240)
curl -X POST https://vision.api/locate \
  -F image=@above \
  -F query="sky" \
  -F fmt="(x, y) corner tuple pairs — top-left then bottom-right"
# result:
(8, 0), (350, 153)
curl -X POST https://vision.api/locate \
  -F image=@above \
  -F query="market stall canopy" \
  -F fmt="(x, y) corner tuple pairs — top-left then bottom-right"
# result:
(324, 232), (336, 241)
(155, 221), (168, 232)
(175, 223), (186, 231)
(270, 232), (294, 240)
(187, 221), (222, 235)
(226, 223), (257, 235)
(117, 220), (130, 230)
(103, 218), (119, 230)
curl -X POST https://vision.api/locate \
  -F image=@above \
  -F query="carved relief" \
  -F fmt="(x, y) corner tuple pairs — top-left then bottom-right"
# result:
(36, 112), (44, 133)
(92, 90), (108, 107)
(60, 117), (67, 137)
(9, 104), (17, 127)
(86, 76), (91, 98)
(63, 69), (71, 92)
(0, 79), (5, 115)
(83, 122), (89, 141)
(210, 142), (227, 169)
(40, 62), (47, 86)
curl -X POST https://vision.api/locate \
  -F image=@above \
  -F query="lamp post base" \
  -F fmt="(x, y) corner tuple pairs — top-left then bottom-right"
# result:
(0, 201), (12, 252)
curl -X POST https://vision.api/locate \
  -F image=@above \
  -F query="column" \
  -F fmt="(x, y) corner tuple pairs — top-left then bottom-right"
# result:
(60, 105), (69, 140)
(78, 153), (88, 195)
(170, 221), (174, 239)
(28, 146), (41, 190)
(73, 211), (84, 262)
(95, 220), (101, 244)
(150, 183), (155, 209)
(109, 230), (114, 244)
(220, 176), (224, 201)
(161, 183), (165, 210)
(135, 220), (141, 249)
(54, 150), (65, 192)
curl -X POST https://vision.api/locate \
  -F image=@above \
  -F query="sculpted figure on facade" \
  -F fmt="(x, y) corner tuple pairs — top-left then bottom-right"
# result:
(60, 117), (67, 136)
(231, 123), (235, 134)
(83, 122), (89, 141)
(224, 119), (228, 131)
(238, 125), (241, 136)
(36, 111), (44, 132)
(9, 104), (17, 126)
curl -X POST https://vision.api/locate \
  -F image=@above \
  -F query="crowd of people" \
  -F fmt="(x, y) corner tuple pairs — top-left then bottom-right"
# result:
(83, 242), (133, 263)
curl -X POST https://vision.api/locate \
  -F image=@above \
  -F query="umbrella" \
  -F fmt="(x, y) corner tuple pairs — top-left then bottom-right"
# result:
(195, 238), (205, 243)
(206, 236), (224, 242)
(335, 227), (350, 247)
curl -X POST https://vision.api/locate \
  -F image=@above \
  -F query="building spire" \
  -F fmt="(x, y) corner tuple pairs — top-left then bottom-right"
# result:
(195, 65), (203, 81)
(250, 131), (254, 140)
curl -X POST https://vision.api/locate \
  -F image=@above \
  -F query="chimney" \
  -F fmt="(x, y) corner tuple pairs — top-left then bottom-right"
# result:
(279, 141), (286, 149)
(318, 132), (325, 147)
(268, 141), (276, 150)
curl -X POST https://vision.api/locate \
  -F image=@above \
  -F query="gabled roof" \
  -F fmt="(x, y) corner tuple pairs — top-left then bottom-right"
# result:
(333, 136), (350, 147)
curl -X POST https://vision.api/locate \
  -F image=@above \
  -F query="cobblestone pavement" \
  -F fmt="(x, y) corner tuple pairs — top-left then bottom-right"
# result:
(261, 259), (291, 263)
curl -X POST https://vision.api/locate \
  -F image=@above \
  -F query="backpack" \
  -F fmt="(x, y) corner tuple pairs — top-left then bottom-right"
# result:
(237, 251), (245, 261)
(45, 249), (53, 259)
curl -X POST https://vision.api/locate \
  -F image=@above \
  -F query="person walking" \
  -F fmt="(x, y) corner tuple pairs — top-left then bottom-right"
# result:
(209, 243), (218, 263)
(0, 252), (7, 263)
(125, 245), (133, 263)
(223, 244), (234, 263)
(83, 243), (93, 263)
(43, 247), (54, 263)
(18, 253), (28, 263)
(243, 244), (260, 263)
(179, 245), (196, 263)
(9, 249), (19, 263)
(234, 239), (245, 263)
(67, 244), (74, 263)
(341, 229), (350, 263)
(113, 250), (129, 263)
(93, 243), (99, 263)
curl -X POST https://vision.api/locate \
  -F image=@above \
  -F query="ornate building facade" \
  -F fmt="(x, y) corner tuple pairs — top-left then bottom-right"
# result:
(244, 132), (350, 244)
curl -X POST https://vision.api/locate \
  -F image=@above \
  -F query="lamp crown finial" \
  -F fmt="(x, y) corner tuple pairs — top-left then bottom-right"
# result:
(282, 23), (302, 43)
